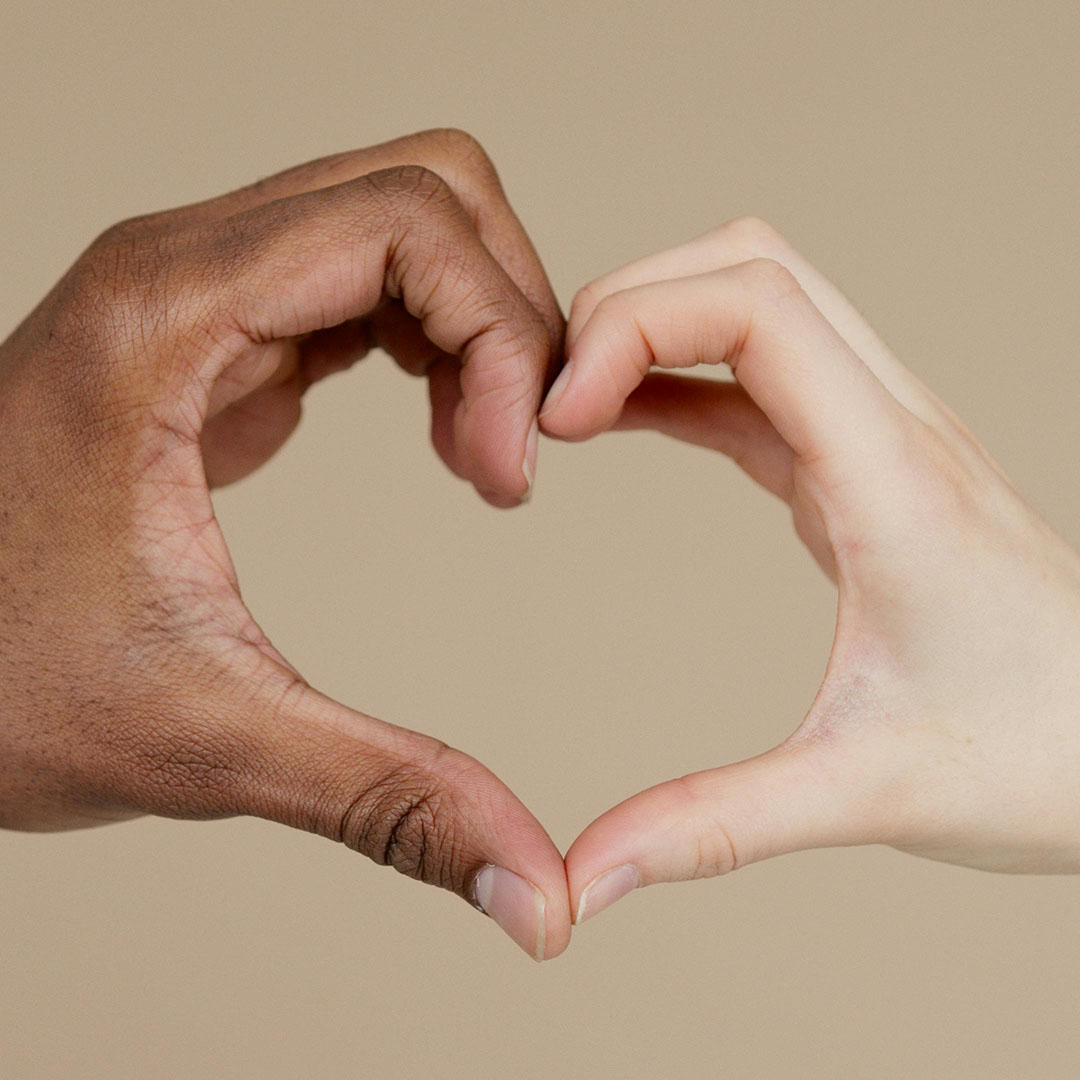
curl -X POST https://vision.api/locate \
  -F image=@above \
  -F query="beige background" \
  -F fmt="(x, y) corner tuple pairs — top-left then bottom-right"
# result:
(3, 1), (1080, 1077)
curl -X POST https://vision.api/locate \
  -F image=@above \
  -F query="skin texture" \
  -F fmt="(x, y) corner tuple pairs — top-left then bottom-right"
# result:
(0, 129), (570, 961)
(542, 217), (1080, 926)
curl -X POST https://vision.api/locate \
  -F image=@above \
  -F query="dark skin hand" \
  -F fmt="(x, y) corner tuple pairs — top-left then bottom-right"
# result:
(0, 129), (569, 960)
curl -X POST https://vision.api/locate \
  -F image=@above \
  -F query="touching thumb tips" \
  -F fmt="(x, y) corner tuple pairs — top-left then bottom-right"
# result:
(233, 682), (572, 959)
(564, 743), (867, 926)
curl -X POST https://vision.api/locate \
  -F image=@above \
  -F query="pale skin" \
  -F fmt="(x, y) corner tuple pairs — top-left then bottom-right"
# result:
(3, 133), (1079, 960)
(544, 217), (1080, 926)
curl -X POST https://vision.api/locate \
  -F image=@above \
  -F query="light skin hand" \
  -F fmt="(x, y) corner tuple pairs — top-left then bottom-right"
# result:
(541, 217), (1080, 926)
(0, 129), (569, 961)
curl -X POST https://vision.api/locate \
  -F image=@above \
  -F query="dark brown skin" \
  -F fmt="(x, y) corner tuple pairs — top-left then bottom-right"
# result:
(0, 129), (572, 960)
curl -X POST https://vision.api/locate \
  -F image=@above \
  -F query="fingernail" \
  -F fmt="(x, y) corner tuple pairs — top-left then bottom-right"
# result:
(539, 360), (575, 419)
(474, 866), (547, 962)
(576, 865), (639, 925)
(521, 418), (538, 497)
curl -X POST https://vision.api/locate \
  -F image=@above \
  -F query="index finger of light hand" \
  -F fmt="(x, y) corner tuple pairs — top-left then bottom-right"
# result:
(541, 260), (903, 467)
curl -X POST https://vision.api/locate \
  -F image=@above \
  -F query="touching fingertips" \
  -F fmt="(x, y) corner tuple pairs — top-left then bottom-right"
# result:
(474, 865), (548, 961)
(539, 359), (576, 421)
(575, 864), (640, 925)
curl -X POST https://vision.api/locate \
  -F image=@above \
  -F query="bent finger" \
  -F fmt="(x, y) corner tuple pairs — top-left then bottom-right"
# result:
(542, 261), (904, 471)
(113, 128), (563, 350)
(565, 217), (958, 435)
(178, 166), (553, 500)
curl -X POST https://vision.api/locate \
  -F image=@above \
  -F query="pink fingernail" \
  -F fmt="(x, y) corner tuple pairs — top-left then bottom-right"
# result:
(474, 866), (547, 961)
(540, 360), (575, 419)
(576, 865), (639, 924)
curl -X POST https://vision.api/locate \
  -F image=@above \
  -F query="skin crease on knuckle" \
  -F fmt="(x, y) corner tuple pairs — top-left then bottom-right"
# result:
(364, 136), (564, 346)
(570, 217), (787, 333)
(734, 256), (804, 307)
(336, 761), (469, 892)
(424, 128), (503, 197)
(381, 135), (563, 346)
(377, 185), (552, 412)
(370, 169), (478, 304)
(367, 164), (458, 219)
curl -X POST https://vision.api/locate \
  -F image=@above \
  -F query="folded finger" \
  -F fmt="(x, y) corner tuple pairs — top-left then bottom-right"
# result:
(168, 166), (553, 500)
(116, 128), (564, 351)
(566, 217), (953, 432)
(542, 261), (904, 470)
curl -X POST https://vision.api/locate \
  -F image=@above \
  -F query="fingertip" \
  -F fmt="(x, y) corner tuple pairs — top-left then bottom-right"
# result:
(564, 812), (640, 923)
(538, 874), (573, 961)
(473, 865), (565, 961)
(472, 844), (571, 961)
(427, 357), (470, 481)
(451, 773), (571, 960)
(539, 325), (638, 440)
(456, 399), (536, 503)
(540, 897), (572, 961)
(574, 864), (640, 925)
(476, 487), (526, 509)
(538, 368), (597, 441)
(539, 359), (575, 424)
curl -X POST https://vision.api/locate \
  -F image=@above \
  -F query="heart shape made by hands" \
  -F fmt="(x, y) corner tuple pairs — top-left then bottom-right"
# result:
(3, 135), (1078, 964)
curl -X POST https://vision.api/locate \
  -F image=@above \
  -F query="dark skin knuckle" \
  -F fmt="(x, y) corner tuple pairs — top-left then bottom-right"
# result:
(377, 132), (506, 250)
(88, 214), (159, 253)
(427, 128), (500, 182)
(427, 127), (486, 156)
(369, 173), (473, 303)
(339, 764), (463, 890)
(364, 164), (455, 212)
(57, 227), (196, 360)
